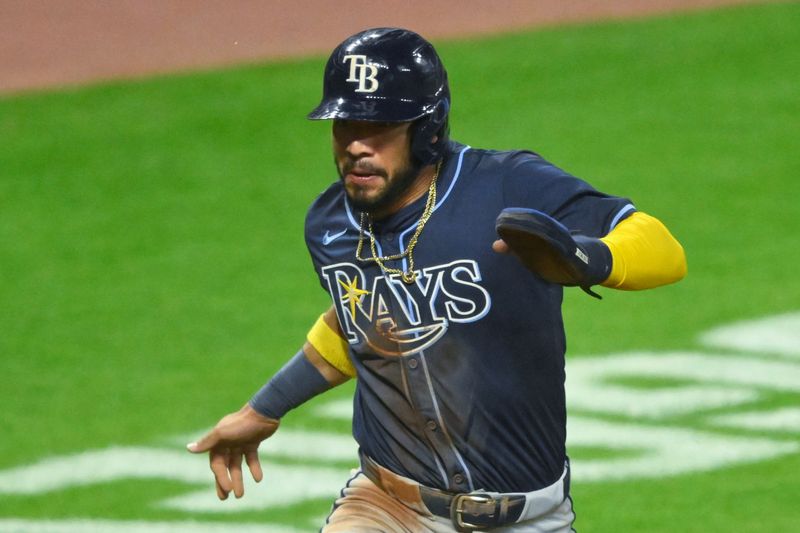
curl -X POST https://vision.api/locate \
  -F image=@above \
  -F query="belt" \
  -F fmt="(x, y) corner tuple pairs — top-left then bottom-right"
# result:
(422, 487), (527, 531)
(360, 454), (570, 532)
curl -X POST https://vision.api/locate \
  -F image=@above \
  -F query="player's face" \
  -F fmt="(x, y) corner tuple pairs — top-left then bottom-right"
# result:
(333, 119), (421, 215)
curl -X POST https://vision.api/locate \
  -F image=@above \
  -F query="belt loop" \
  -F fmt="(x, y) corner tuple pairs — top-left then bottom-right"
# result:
(499, 497), (509, 522)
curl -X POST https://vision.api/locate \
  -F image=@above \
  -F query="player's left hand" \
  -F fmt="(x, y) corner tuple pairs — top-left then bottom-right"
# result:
(186, 403), (280, 500)
(494, 207), (612, 294)
(492, 239), (511, 254)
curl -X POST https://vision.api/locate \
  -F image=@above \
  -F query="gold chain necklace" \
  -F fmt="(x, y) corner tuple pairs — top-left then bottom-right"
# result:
(355, 162), (441, 284)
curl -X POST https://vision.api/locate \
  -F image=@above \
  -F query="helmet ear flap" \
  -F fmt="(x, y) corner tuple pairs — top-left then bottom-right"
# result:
(410, 100), (450, 165)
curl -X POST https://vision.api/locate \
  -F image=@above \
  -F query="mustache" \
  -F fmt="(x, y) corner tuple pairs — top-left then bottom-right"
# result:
(341, 159), (387, 178)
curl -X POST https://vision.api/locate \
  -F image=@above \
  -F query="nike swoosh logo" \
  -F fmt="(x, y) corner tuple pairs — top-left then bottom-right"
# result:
(322, 228), (347, 246)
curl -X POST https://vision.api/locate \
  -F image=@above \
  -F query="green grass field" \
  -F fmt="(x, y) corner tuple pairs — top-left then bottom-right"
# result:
(1, 2), (799, 532)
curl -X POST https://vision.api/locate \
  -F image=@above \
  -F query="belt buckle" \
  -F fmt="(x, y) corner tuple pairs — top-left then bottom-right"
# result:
(451, 493), (496, 532)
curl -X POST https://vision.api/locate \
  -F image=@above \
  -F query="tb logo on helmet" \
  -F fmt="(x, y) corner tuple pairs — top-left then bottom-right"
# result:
(343, 54), (379, 93)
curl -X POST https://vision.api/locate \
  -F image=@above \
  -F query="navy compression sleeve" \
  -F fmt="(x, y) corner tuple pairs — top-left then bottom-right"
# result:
(248, 350), (331, 419)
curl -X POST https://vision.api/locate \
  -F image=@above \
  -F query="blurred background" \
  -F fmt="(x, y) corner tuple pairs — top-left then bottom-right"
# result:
(0, 0), (758, 94)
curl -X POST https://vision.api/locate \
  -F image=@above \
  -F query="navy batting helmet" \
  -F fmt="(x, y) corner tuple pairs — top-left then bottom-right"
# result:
(307, 27), (450, 165)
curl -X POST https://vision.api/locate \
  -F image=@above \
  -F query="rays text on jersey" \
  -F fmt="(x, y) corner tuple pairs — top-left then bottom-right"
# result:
(321, 260), (491, 356)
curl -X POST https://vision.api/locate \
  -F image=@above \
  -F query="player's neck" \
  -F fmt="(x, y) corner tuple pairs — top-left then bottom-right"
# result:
(370, 164), (437, 220)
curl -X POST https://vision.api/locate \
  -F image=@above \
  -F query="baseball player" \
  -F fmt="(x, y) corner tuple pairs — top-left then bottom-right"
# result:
(187, 28), (686, 532)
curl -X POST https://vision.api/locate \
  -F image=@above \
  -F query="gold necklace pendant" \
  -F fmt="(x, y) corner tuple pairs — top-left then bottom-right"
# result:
(355, 162), (441, 284)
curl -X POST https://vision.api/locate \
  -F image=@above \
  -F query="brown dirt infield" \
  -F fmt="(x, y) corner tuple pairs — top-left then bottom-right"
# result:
(0, 0), (762, 95)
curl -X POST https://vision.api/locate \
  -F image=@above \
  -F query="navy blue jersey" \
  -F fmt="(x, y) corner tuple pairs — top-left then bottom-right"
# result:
(304, 141), (634, 493)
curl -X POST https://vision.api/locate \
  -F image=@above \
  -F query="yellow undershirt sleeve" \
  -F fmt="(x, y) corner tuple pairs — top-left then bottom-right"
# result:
(307, 314), (357, 378)
(600, 211), (687, 290)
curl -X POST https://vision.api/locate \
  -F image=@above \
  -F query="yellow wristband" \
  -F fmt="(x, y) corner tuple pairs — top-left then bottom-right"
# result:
(307, 314), (356, 378)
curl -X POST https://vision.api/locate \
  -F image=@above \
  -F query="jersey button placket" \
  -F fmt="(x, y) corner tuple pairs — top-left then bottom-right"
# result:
(407, 357), (418, 369)
(403, 355), (463, 490)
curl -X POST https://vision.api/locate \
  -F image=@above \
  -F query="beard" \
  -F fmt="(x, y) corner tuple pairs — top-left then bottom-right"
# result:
(337, 156), (423, 215)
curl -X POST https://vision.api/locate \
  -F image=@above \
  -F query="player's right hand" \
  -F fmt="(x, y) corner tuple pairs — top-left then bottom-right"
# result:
(186, 403), (280, 500)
